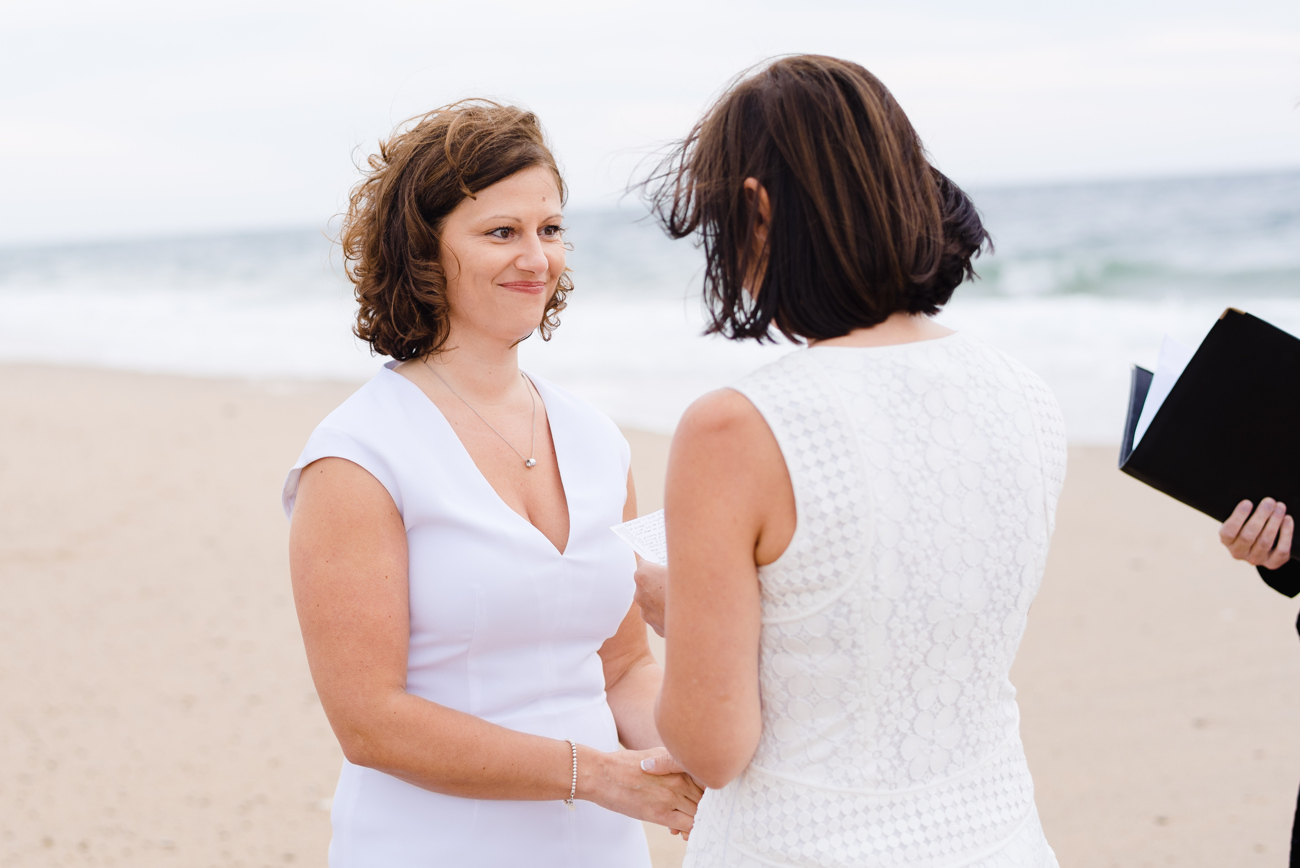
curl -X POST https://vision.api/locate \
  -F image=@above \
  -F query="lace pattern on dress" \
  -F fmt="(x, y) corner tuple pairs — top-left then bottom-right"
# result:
(708, 736), (1036, 867)
(684, 337), (1065, 868)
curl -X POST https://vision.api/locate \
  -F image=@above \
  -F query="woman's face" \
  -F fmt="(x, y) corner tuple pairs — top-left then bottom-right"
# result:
(438, 165), (566, 347)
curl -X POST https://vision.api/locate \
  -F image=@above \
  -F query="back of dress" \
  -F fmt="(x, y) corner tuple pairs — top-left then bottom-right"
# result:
(684, 334), (1067, 868)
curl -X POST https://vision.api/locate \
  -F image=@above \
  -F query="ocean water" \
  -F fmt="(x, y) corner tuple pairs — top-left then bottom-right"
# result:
(2, 170), (1297, 442)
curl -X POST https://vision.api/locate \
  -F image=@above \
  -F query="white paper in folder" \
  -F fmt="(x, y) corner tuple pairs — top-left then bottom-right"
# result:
(1133, 335), (1196, 447)
(610, 509), (667, 566)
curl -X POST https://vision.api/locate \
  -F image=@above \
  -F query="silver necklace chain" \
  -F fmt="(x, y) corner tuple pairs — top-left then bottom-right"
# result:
(424, 361), (538, 468)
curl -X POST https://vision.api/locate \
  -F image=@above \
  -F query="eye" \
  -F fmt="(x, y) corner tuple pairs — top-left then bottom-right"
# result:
(488, 226), (515, 240)
(541, 224), (565, 240)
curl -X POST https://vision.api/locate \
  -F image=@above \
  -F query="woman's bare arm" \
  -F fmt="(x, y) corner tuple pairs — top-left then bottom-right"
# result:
(290, 457), (699, 826)
(655, 389), (795, 789)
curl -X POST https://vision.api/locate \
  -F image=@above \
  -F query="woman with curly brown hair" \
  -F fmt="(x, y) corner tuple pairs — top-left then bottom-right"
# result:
(281, 101), (700, 867)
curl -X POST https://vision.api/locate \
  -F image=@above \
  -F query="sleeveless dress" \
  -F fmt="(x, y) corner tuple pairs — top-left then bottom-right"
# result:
(281, 362), (652, 868)
(683, 334), (1067, 868)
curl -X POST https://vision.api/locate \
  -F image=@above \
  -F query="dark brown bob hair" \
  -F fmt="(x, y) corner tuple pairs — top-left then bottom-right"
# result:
(341, 100), (570, 360)
(644, 55), (990, 342)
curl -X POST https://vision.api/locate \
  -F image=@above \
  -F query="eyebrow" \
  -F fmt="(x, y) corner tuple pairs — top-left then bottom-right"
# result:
(483, 213), (565, 222)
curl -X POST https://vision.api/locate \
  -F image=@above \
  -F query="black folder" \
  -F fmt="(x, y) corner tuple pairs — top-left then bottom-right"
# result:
(1119, 309), (1300, 563)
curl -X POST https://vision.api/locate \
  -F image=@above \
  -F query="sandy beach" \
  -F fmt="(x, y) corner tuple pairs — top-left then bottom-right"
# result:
(2, 363), (1298, 868)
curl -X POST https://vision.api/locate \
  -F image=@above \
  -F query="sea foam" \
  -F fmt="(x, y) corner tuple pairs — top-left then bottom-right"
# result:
(2, 171), (1297, 443)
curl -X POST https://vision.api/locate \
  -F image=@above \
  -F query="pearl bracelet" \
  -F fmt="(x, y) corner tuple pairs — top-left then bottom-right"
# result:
(565, 739), (578, 810)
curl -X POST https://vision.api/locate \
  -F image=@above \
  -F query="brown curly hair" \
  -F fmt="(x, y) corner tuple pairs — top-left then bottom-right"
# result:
(341, 100), (571, 360)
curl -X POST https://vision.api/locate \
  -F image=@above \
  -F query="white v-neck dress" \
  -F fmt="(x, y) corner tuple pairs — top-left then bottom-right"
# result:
(282, 362), (651, 868)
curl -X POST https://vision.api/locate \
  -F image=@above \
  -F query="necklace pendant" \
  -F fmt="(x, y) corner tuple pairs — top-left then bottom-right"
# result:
(525, 458), (537, 468)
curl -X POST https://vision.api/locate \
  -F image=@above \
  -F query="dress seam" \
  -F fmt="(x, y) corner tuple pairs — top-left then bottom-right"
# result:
(758, 573), (858, 624)
(745, 727), (1019, 795)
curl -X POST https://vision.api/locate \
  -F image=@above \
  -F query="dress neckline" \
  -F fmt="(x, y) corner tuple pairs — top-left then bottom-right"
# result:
(381, 362), (573, 557)
(808, 331), (963, 354)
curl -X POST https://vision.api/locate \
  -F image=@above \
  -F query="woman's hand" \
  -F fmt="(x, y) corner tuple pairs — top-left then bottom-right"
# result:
(580, 747), (702, 834)
(639, 753), (704, 839)
(633, 561), (668, 637)
(1220, 498), (1293, 569)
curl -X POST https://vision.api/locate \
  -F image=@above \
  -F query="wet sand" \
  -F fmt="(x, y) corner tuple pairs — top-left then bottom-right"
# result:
(1, 364), (1296, 867)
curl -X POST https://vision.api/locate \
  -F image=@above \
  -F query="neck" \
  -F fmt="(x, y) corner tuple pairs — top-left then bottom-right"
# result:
(421, 328), (524, 404)
(809, 312), (953, 349)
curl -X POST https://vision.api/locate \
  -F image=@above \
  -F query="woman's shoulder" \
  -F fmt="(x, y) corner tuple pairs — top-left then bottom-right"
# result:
(731, 348), (818, 394)
(282, 365), (414, 518)
(312, 364), (413, 434)
(955, 334), (1062, 415)
(950, 331), (1033, 375)
(954, 334), (1068, 495)
(726, 349), (839, 442)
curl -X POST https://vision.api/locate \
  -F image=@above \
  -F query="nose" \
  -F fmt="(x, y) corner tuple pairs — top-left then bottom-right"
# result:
(515, 232), (549, 276)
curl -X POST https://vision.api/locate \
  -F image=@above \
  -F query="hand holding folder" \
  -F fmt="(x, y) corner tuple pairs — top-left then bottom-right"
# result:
(1119, 309), (1300, 578)
(1220, 497), (1295, 572)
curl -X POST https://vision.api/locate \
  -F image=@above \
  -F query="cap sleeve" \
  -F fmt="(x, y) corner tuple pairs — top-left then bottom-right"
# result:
(281, 426), (403, 520)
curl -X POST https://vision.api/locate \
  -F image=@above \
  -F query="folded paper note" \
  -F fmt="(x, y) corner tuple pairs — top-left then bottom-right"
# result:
(611, 510), (667, 566)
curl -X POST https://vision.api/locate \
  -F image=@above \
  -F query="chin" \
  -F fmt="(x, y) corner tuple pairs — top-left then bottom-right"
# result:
(504, 307), (551, 339)
(476, 296), (552, 345)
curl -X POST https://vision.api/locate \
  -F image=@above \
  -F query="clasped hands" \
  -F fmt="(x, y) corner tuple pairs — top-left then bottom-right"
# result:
(633, 750), (700, 839)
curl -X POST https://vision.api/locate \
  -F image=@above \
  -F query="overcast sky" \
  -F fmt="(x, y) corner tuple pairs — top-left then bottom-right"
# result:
(3, 0), (1298, 245)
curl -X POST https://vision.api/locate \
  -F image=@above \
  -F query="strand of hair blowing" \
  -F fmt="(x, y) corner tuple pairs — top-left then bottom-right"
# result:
(341, 101), (571, 361)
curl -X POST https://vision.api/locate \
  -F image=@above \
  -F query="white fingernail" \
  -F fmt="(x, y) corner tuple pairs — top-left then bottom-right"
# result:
(640, 759), (655, 771)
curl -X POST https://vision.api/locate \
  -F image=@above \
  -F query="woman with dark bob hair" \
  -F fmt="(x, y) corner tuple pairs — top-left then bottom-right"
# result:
(282, 101), (700, 867)
(635, 56), (1066, 866)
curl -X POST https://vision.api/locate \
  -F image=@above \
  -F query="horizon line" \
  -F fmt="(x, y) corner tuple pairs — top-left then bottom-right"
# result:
(4, 163), (1298, 253)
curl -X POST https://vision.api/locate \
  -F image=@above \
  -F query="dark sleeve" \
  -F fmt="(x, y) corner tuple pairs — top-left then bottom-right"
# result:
(1257, 560), (1300, 598)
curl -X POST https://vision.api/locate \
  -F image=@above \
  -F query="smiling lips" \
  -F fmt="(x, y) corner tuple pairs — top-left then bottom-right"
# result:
(500, 281), (547, 295)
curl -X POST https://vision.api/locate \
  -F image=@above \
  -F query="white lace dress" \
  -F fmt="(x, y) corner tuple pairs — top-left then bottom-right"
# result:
(683, 334), (1066, 868)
